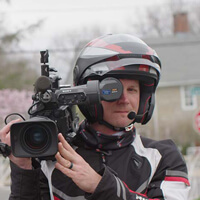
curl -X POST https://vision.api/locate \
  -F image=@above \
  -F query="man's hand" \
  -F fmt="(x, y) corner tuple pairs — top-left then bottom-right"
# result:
(0, 119), (32, 170)
(55, 133), (102, 193)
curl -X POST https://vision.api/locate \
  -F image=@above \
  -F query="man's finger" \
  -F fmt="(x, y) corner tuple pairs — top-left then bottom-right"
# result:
(58, 142), (74, 161)
(0, 119), (21, 138)
(58, 133), (76, 154)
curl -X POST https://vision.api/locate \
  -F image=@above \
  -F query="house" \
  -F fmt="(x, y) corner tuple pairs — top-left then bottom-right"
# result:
(135, 13), (200, 148)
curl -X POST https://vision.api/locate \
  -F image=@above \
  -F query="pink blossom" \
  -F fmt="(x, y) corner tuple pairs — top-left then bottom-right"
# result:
(0, 89), (33, 123)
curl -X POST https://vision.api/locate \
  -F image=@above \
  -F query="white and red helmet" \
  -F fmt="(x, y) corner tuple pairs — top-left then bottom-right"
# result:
(73, 34), (161, 126)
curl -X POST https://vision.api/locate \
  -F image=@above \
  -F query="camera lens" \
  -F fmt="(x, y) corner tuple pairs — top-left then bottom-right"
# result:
(22, 125), (50, 153)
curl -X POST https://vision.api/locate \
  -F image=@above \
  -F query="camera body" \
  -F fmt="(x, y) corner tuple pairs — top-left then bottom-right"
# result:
(10, 50), (123, 159)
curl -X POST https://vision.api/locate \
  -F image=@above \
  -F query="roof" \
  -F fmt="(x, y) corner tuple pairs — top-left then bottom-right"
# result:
(144, 34), (200, 87)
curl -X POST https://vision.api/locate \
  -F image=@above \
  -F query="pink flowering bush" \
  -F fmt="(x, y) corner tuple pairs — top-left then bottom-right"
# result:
(0, 89), (33, 126)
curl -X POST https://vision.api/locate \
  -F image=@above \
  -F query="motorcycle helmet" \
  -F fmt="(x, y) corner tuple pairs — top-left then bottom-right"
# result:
(73, 34), (161, 129)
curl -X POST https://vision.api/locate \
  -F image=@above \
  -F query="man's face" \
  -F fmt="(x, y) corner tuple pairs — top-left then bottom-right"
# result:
(101, 79), (140, 128)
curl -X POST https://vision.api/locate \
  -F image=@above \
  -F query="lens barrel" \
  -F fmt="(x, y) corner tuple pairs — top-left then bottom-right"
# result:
(22, 125), (50, 153)
(10, 117), (58, 158)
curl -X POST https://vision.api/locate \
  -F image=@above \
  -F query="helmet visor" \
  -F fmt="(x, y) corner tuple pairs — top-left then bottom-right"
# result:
(81, 58), (160, 83)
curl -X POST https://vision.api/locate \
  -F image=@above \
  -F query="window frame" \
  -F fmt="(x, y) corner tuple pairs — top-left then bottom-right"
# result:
(180, 86), (197, 111)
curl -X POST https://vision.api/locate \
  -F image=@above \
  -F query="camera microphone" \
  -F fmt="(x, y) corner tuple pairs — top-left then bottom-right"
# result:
(34, 76), (51, 93)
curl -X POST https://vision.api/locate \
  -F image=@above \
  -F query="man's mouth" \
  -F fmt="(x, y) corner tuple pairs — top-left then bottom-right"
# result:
(115, 111), (129, 113)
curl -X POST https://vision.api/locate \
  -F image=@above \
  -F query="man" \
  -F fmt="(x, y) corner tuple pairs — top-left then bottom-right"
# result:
(0, 34), (190, 199)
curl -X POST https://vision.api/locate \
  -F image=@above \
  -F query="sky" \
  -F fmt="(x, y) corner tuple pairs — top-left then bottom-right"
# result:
(1, 0), (199, 82)
(1, 0), (199, 50)
(1, 0), (170, 50)
(0, 0), (170, 82)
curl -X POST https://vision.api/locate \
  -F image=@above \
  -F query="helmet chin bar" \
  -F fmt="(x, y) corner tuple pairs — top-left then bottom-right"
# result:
(99, 119), (135, 132)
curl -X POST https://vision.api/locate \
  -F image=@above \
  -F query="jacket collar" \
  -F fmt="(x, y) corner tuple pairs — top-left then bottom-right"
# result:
(76, 120), (136, 150)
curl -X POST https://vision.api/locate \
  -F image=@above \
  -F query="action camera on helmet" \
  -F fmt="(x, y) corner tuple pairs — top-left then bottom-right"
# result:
(10, 50), (123, 159)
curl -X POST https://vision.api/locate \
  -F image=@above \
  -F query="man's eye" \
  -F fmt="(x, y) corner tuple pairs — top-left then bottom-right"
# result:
(128, 88), (138, 92)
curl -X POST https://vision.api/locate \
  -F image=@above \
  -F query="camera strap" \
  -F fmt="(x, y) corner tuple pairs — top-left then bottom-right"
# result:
(0, 142), (11, 158)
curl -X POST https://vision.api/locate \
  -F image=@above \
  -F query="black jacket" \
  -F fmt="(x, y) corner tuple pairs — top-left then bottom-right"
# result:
(9, 125), (190, 200)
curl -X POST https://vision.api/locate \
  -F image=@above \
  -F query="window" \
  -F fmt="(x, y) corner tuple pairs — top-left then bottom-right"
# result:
(180, 86), (197, 110)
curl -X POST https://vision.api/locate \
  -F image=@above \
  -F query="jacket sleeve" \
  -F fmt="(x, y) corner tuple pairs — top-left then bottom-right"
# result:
(85, 166), (160, 200)
(146, 139), (191, 200)
(9, 161), (50, 200)
(86, 166), (190, 200)
(85, 140), (190, 200)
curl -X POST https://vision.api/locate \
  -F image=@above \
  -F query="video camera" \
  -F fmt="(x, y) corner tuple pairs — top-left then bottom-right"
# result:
(10, 50), (123, 159)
